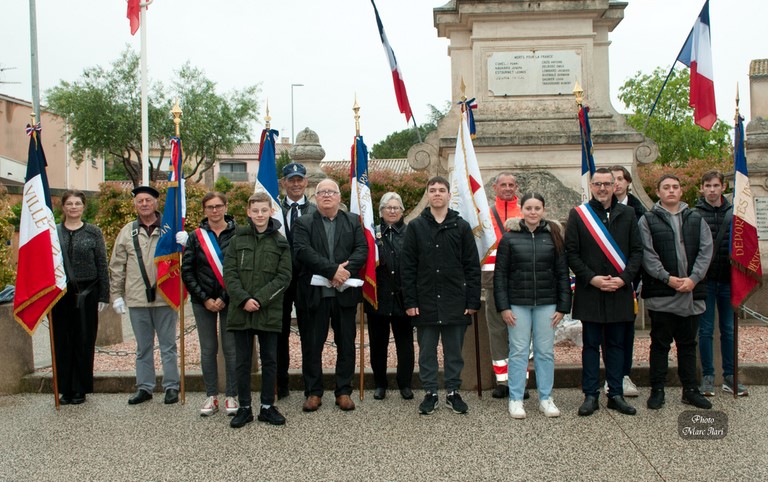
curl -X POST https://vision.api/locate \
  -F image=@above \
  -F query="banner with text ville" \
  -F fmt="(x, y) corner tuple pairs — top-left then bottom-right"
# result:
(13, 124), (67, 334)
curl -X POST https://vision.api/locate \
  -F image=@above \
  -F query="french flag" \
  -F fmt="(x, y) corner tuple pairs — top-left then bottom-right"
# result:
(350, 135), (378, 309)
(676, 0), (716, 130)
(13, 125), (67, 334)
(371, 0), (413, 123)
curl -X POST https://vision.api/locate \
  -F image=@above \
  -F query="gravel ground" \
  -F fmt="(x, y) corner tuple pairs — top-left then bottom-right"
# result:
(35, 314), (768, 374)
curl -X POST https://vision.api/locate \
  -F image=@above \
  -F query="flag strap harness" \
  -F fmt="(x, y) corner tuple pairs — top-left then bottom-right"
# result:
(195, 227), (225, 288)
(574, 204), (627, 273)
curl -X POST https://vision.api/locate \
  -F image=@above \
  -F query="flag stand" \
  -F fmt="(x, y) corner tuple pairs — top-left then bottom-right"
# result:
(171, 101), (186, 405)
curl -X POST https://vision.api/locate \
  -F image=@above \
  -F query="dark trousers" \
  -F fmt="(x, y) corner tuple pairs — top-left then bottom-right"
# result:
(417, 324), (467, 393)
(622, 322), (635, 376)
(299, 297), (357, 398)
(367, 313), (414, 389)
(51, 285), (99, 396)
(277, 278), (300, 390)
(233, 329), (278, 407)
(648, 310), (699, 390)
(582, 321), (627, 397)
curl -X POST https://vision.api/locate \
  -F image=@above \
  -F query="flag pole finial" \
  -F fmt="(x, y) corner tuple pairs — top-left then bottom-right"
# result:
(735, 84), (741, 122)
(171, 98), (182, 137)
(573, 82), (584, 108)
(460, 76), (467, 103)
(353, 95), (361, 137)
(265, 100), (271, 130)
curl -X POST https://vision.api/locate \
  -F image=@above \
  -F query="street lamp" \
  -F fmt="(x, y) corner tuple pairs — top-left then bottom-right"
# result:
(291, 83), (304, 144)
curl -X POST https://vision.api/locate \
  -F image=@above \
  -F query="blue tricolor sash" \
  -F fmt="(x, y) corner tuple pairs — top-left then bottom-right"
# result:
(575, 204), (627, 273)
(195, 228), (225, 288)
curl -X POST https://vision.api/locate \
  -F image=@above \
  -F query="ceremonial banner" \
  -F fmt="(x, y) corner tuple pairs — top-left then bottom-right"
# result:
(449, 106), (496, 264)
(730, 113), (762, 307)
(350, 136), (378, 308)
(154, 136), (187, 309)
(254, 127), (285, 235)
(578, 105), (596, 204)
(13, 124), (67, 334)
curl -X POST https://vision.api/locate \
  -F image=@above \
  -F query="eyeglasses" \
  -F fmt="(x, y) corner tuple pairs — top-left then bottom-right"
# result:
(204, 204), (226, 211)
(64, 202), (84, 207)
(383, 206), (402, 212)
(591, 182), (614, 188)
(316, 190), (339, 197)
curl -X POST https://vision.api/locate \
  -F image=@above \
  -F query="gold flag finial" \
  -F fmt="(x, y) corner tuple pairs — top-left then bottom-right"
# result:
(265, 99), (271, 130)
(171, 98), (183, 137)
(353, 94), (361, 137)
(460, 76), (467, 102)
(735, 83), (741, 122)
(573, 82), (584, 107)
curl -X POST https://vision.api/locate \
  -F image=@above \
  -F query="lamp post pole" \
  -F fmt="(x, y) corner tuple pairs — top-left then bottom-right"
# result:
(291, 83), (304, 144)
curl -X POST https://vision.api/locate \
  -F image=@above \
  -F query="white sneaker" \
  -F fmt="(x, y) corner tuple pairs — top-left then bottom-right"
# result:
(200, 396), (218, 417)
(623, 376), (639, 397)
(508, 400), (526, 419)
(539, 398), (561, 418)
(225, 396), (239, 416)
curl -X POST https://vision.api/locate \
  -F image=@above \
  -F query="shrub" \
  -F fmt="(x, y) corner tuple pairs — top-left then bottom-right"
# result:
(0, 186), (16, 286)
(637, 156), (734, 206)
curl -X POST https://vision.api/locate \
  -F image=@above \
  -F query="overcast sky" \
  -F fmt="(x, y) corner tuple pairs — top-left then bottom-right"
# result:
(1, 0), (764, 161)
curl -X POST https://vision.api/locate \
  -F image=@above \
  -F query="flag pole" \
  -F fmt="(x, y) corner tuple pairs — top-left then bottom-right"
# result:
(353, 97), (366, 401)
(458, 80), (483, 398)
(733, 86), (740, 400)
(171, 100), (186, 405)
(28, 0), (41, 122)
(139, 0), (152, 185)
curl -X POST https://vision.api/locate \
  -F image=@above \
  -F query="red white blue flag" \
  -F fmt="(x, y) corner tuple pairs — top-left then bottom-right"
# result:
(254, 128), (285, 235)
(578, 105), (596, 204)
(13, 124), (67, 334)
(154, 136), (187, 309)
(127, 0), (142, 36)
(370, 0), (413, 123)
(730, 113), (761, 308)
(676, 0), (716, 130)
(350, 135), (378, 309)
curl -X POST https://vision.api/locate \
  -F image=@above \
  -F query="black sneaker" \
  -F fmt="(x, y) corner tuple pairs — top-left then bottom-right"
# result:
(491, 384), (509, 399)
(230, 407), (254, 428)
(647, 388), (665, 410)
(419, 392), (438, 415)
(257, 406), (286, 426)
(682, 389), (712, 409)
(446, 391), (468, 414)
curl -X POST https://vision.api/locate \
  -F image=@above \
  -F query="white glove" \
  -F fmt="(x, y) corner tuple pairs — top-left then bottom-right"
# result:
(112, 297), (127, 314)
(176, 231), (189, 246)
(98, 302), (108, 312)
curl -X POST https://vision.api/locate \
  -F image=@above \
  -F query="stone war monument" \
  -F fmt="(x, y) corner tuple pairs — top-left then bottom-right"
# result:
(408, 0), (655, 220)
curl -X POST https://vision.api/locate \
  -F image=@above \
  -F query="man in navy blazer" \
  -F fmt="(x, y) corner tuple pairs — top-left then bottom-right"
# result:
(293, 178), (368, 412)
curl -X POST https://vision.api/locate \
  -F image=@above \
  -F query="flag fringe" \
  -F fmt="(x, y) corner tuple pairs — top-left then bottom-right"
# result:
(13, 287), (67, 335)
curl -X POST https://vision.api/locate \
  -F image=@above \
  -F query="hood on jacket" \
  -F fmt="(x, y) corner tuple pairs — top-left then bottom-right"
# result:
(246, 216), (283, 235)
(505, 217), (563, 234)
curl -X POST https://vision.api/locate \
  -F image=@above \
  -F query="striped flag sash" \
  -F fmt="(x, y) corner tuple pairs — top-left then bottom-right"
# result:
(575, 204), (627, 273)
(195, 228), (225, 288)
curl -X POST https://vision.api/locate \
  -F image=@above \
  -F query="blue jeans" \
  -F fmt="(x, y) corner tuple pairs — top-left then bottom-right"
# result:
(699, 280), (734, 377)
(507, 304), (556, 401)
(192, 302), (237, 397)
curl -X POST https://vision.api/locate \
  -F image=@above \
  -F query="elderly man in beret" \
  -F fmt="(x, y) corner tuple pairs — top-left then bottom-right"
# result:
(109, 186), (180, 405)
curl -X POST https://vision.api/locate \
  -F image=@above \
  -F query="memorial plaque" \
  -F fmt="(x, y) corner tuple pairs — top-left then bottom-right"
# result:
(755, 196), (768, 239)
(488, 50), (582, 96)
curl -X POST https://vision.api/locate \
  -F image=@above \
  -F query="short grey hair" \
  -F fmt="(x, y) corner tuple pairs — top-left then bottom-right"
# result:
(379, 192), (405, 214)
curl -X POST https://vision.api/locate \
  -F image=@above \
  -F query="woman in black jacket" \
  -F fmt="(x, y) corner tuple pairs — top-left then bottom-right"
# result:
(181, 192), (238, 417)
(494, 193), (571, 419)
(364, 192), (414, 401)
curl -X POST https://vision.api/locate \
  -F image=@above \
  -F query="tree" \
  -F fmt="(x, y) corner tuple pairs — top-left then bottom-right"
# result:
(46, 48), (260, 187)
(370, 102), (450, 159)
(618, 67), (731, 166)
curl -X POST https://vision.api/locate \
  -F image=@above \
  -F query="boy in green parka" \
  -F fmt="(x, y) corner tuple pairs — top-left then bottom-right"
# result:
(224, 192), (292, 428)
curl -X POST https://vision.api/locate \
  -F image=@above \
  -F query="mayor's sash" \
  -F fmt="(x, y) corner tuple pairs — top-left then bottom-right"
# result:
(195, 228), (225, 288)
(575, 204), (627, 273)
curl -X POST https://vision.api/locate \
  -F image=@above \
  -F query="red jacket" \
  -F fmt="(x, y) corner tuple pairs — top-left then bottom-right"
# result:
(484, 196), (521, 270)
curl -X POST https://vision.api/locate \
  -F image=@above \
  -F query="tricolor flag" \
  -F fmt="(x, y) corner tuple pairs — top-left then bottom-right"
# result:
(154, 136), (187, 310)
(350, 135), (378, 308)
(457, 97), (478, 139)
(127, 0), (142, 36)
(254, 128), (285, 235)
(578, 105), (596, 204)
(730, 113), (762, 308)
(370, 0), (413, 123)
(676, 0), (716, 130)
(449, 105), (496, 264)
(13, 124), (67, 334)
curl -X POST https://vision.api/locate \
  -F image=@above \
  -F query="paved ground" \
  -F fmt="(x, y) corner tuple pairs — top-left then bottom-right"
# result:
(0, 386), (764, 480)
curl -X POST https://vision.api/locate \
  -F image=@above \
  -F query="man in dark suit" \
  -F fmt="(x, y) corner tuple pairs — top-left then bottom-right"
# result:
(277, 162), (317, 399)
(293, 178), (368, 412)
